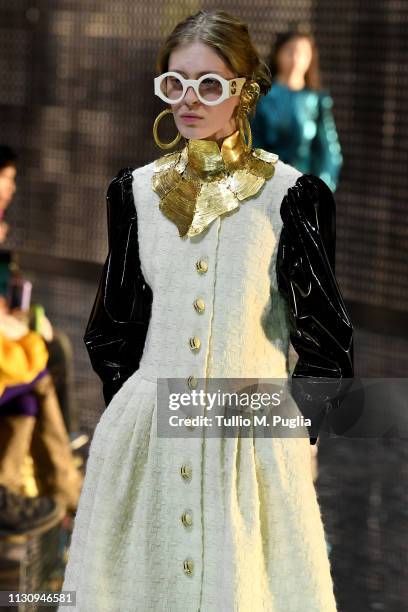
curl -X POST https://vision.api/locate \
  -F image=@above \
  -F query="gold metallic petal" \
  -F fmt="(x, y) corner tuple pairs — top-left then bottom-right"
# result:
(175, 146), (188, 173)
(246, 154), (277, 179)
(187, 139), (224, 177)
(228, 170), (265, 200)
(253, 148), (279, 163)
(187, 181), (238, 237)
(159, 176), (201, 237)
(153, 150), (182, 173)
(221, 129), (249, 172)
(151, 167), (183, 199)
(151, 130), (278, 238)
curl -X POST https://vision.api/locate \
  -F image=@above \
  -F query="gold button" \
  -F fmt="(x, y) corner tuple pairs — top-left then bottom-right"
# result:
(183, 559), (194, 575)
(187, 376), (198, 390)
(193, 298), (205, 313)
(196, 259), (208, 274)
(189, 336), (201, 351)
(180, 464), (192, 480)
(181, 511), (193, 527)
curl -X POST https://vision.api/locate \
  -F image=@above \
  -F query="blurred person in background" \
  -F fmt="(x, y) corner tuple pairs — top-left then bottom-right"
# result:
(0, 144), (78, 433)
(250, 27), (343, 193)
(0, 145), (15, 243)
(0, 301), (83, 519)
(0, 146), (83, 529)
(0, 312), (61, 533)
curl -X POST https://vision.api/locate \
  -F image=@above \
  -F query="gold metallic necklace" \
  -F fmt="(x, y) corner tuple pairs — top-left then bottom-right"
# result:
(151, 130), (278, 238)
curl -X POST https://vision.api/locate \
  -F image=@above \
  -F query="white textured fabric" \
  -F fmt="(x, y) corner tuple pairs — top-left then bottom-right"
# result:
(59, 158), (338, 611)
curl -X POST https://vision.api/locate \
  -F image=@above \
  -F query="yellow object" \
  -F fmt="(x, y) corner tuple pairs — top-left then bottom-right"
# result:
(21, 454), (40, 497)
(151, 129), (278, 238)
(180, 464), (192, 480)
(0, 330), (49, 396)
(236, 81), (261, 152)
(153, 108), (182, 149)
(0, 414), (37, 495)
(181, 511), (193, 527)
(193, 298), (205, 313)
(183, 559), (194, 575)
(195, 259), (208, 274)
(237, 112), (253, 152)
(188, 336), (201, 351)
(187, 376), (198, 390)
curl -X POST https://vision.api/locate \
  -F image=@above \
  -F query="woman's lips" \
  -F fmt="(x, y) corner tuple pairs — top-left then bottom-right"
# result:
(180, 115), (203, 124)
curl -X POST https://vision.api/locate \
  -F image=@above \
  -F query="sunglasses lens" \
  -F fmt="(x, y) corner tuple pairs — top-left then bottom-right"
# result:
(161, 75), (184, 101)
(198, 77), (223, 102)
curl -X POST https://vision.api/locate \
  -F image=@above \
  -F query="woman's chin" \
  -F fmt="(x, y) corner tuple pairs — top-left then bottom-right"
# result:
(179, 125), (205, 139)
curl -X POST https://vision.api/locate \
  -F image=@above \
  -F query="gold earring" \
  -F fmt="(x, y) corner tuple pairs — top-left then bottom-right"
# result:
(237, 112), (253, 152)
(153, 108), (182, 150)
(237, 81), (260, 152)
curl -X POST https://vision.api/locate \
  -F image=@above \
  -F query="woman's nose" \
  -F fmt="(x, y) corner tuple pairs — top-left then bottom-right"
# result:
(184, 85), (199, 104)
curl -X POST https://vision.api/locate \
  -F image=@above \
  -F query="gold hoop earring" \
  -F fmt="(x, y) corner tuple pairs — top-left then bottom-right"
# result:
(153, 108), (181, 150)
(237, 112), (253, 152)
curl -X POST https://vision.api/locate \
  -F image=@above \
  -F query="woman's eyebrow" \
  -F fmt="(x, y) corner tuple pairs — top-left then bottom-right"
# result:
(170, 69), (224, 77)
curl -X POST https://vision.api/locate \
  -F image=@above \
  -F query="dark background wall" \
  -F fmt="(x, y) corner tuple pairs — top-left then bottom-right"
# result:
(1, 2), (407, 609)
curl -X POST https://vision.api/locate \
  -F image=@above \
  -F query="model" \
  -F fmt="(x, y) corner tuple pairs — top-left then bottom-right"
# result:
(250, 29), (343, 193)
(59, 10), (353, 612)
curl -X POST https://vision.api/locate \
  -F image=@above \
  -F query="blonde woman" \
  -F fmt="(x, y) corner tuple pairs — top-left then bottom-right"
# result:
(60, 10), (353, 611)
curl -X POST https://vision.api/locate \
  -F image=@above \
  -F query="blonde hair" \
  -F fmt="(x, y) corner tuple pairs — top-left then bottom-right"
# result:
(155, 9), (271, 119)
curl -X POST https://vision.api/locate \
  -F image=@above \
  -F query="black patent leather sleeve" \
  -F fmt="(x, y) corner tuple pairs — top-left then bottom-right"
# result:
(83, 168), (153, 406)
(276, 173), (354, 444)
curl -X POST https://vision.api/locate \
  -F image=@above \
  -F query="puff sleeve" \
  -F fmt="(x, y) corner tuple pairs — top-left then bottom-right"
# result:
(276, 173), (354, 444)
(83, 168), (153, 406)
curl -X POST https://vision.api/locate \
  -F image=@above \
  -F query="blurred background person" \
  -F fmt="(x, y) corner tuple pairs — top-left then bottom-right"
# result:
(250, 27), (343, 192)
(0, 146), (84, 531)
(0, 304), (83, 530)
(0, 144), (79, 434)
(0, 145), (15, 244)
(0, 311), (62, 533)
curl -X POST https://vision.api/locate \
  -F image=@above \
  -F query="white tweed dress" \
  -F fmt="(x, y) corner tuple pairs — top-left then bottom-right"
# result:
(58, 156), (338, 611)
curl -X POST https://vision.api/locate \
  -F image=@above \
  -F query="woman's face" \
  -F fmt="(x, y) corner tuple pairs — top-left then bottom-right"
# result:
(0, 165), (17, 212)
(167, 41), (241, 143)
(276, 37), (312, 79)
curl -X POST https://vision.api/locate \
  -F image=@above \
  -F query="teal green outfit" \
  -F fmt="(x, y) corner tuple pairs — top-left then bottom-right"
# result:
(250, 81), (343, 192)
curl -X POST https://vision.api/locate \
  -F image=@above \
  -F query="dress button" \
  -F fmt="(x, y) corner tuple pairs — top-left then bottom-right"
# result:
(183, 559), (194, 575)
(193, 298), (205, 313)
(180, 464), (192, 480)
(187, 376), (198, 390)
(196, 259), (208, 274)
(189, 336), (201, 351)
(181, 511), (193, 527)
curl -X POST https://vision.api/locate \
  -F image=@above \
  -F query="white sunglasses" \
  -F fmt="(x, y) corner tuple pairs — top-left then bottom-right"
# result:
(154, 71), (246, 106)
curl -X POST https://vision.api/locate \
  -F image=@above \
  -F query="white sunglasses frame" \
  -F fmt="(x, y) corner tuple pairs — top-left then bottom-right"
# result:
(154, 71), (247, 106)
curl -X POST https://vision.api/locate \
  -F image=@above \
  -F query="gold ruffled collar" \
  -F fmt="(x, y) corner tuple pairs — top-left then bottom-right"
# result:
(151, 130), (278, 238)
